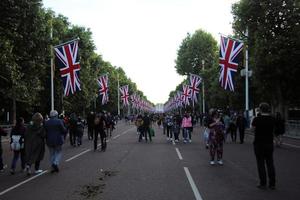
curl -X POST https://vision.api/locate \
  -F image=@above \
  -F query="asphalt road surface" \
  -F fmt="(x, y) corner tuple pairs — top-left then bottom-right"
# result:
(0, 122), (300, 200)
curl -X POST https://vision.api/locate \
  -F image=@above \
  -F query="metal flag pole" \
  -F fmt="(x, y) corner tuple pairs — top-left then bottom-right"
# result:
(201, 60), (206, 114)
(117, 73), (120, 116)
(245, 28), (249, 122)
(50, 20), (54, 111)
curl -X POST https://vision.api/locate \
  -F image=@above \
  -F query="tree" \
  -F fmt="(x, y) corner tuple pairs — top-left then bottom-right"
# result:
(232, 0), (300, 114)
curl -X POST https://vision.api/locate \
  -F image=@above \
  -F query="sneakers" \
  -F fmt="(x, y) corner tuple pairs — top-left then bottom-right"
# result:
(189, 139), (192, 143)
(51, 164), (59, 173)
(217, 160), (223, 165)
(175, 139), (179, 143)
(35, 169), (43, 174)
(257, 185), (267, 190)
(25, 165), (31, 175)
(10, 169), (15, 175)
(210, 161), (215, 165)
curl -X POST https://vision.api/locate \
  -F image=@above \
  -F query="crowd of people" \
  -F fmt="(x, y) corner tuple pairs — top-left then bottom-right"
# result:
(0, 110), (118, 175)
(132, 102), (285, 190)
(0, 103), (286, 190)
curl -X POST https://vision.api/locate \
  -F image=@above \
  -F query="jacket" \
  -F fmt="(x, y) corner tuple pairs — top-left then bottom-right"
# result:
(25, 124), (46, 164)
(44, 118), (67, 147)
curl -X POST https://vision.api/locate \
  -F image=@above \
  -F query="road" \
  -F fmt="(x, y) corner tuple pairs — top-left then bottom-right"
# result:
(0, 122), (300, 200)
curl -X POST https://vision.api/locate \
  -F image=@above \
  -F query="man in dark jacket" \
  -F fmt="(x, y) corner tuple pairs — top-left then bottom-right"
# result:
(142, 113), (152, 142)
(252, 103), (276, 190)
(0, 127), (8, 172)
(44, 110), (66, 173)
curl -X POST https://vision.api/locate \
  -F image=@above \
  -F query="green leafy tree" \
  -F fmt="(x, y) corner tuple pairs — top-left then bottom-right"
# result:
(232, 0), (300, 114)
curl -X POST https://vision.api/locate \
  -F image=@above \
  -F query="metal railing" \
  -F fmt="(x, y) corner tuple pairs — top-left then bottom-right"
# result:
(286, 120), (300, 138)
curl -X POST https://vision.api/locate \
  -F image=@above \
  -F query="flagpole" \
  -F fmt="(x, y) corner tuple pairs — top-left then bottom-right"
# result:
(245, 28), (249, 122)
(50, 19), (54, 111)
(201, 60), (205, 114)
(117, 73), (120, 116)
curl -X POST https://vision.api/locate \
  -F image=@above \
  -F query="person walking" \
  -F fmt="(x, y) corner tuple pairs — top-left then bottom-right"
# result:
(229, 113), (237, 142)
(173, 112), (182, 143)
(10, 117), (26, 174)
(274, 112), (285, 147)
(251, 103), (276, 190)
(76, 116), (84, 146)
(181, 112), (193, 143)
(135, 115), (144, 142)
(165, 115), (173, 141)
(24, 113), (46, 175)
(236, 112), (247, 144)
(142, 113), (152, 142)
(69, 113), (77, 147)
(44, 110), (67, 173)
(208, 110), (225, 165)
(87, 112), (95, 140)
(94, 113), (106, 151)
(0, 127), (8, 172)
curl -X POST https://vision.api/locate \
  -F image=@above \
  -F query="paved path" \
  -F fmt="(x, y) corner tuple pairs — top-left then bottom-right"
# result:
(0, 122), (300, 200)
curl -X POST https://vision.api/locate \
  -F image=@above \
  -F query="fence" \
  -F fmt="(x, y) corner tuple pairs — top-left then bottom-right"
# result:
(286, 120), (300, 138)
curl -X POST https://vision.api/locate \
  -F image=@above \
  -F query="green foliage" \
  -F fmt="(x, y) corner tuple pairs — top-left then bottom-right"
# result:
(0, 0), (151, 121)
(232, 0), (300, 110)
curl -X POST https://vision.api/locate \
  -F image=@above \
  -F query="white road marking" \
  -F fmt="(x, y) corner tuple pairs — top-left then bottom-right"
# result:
(65, 149), (91, 162)
(175, 148), (183, 160)
(0, 170), (48, 196)
(0, 126), (134, 196)
(184, 167), (203, 200)
(113, 134), (121, 139)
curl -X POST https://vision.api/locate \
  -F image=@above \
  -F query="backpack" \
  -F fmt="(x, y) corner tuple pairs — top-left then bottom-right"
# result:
(11, 135), (22, 151)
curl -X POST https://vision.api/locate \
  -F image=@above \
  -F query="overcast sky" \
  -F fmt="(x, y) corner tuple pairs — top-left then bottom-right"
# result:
(43, 0), (238, 104)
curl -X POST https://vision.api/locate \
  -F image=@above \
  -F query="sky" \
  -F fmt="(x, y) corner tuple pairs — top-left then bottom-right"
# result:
(43, 0), (238, 104)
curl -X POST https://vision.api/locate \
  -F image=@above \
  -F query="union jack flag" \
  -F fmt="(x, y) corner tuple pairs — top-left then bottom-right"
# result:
(182, 85), (191, 106)
(219, 36), (244, 91)
(97, 74), (109, 105)
(119, 85), (130, 106)
(189, 73), (202, 103)
(54, 39), (81, 96)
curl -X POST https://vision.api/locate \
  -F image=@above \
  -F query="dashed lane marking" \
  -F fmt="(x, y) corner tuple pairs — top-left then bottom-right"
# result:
(184, 167), (203, 200)
(0, 170), (49, 196)
(175, 147), (183, 160)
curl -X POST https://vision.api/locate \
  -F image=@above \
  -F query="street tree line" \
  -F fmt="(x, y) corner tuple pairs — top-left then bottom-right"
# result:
(170, 0), (300, 118)
(0, 0), (149, 123)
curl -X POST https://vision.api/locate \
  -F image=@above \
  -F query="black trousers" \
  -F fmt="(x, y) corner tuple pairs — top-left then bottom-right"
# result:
(69, 129), (76, 146)
(254, 144), (276, 186)
(94, 130), (106, 150)
(88, 126), (94, 140)
(143, 127), (152, 142)
(238, 127), (245, 143)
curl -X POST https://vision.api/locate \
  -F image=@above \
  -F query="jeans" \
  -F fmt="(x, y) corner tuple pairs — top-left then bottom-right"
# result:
(183, 128), (191, 141)
(11, 150), (25, 170)
(48, 146), (62, 166)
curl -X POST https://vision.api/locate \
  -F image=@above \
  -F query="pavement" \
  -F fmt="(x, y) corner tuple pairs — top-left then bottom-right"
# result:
(0, 122), (300, 200)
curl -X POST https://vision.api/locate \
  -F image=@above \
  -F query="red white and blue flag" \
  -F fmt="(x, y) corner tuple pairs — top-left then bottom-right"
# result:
(182, 85), (191, 106)
(189, 73), (202, 103)
(219, 36), (244, 91)
(54, 39), (81, 96)
(119, 85), (130, 106)
(97, 74), (109, 105)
